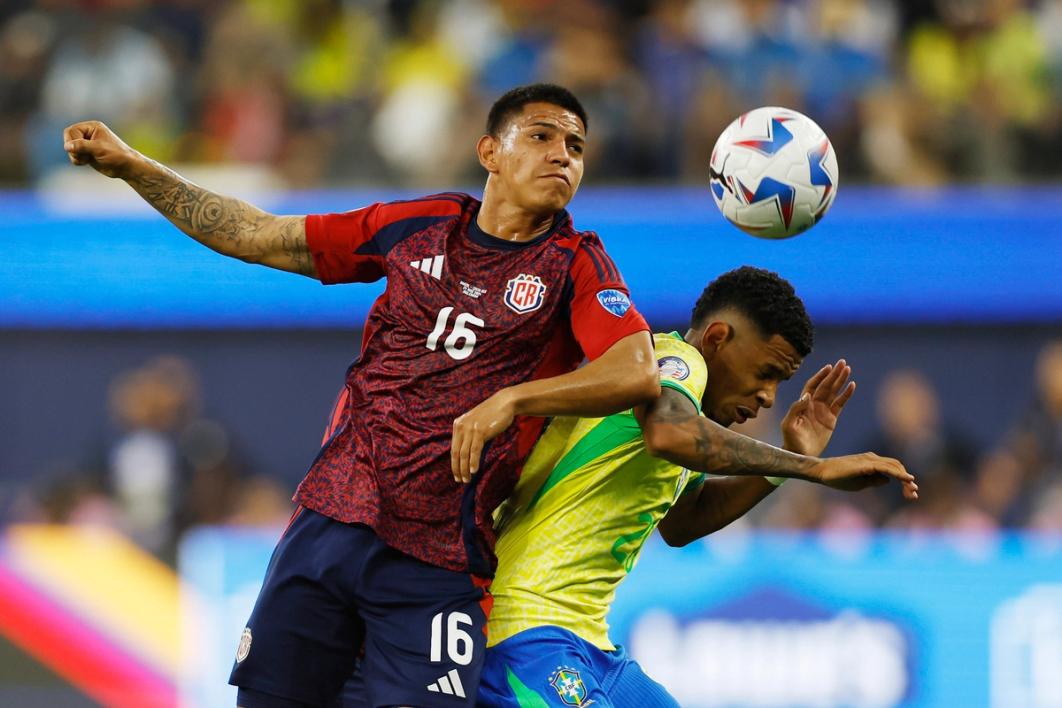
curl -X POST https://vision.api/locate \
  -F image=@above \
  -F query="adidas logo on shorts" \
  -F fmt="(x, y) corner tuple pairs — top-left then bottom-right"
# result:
(426, 668), (465, 698)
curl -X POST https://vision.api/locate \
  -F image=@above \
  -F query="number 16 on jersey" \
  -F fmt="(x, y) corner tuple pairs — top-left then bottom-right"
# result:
(426, 307), (484, 361)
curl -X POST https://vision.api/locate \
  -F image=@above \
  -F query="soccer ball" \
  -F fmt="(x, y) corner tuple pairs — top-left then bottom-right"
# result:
(709, 107), (838, 239)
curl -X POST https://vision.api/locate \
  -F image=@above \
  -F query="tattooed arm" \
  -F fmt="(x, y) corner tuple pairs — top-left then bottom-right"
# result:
(637, 388), (915, 546)
(63, 120), (315, 277)
(637, 388), (824, 479)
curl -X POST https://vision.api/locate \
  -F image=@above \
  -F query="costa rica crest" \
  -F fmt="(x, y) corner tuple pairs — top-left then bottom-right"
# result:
(549, 666), (591, 706)
(504, 273), (547, 314)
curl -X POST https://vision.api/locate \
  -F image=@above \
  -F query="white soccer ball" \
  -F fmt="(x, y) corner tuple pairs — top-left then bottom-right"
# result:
(709, 106), (839, 239)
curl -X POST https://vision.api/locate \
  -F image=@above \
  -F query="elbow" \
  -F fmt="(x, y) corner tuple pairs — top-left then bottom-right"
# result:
(658, 524), (693, 548)
(642, 424), (681, 462)
(629, 363), (660, 407)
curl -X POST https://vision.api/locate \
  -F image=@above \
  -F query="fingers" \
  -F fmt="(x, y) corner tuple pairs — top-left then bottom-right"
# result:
(814, 359), (849, 400)
(452, 417), (486, 484)
(833, 381), (856, 413)
(456, 424), (473, 484)
(62, 121), (99, 144)
(801, 363), (832, 397)
(869, 455), (919, 500)
(64, 138), (95, 165)
(467, 430), (485, 481)
(451, 417), (465, 481)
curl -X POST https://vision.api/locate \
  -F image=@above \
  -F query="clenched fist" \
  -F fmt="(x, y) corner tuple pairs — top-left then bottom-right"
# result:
(63, 121), (141, 179)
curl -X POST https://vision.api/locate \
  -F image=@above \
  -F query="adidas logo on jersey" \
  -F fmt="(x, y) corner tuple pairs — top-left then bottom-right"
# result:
(410, 255), (445, 280)
(426, 668), (466, 698)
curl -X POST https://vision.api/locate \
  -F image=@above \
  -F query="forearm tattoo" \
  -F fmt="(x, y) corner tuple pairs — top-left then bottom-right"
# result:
(128, 160), (313, 275)
(650, 395), (815, 476)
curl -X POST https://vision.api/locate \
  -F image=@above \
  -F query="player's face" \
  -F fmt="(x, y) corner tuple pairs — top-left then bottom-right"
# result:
(703, 328), (801, 427)
(491, 102), (586, 213)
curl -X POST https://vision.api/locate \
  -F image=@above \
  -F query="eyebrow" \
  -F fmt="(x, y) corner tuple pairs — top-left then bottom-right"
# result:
(528, 121), (585, 142)
(765, 363), (792, 380)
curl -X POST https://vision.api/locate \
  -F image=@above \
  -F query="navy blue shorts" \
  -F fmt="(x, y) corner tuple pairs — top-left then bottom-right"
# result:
(229, 507), (492, 707)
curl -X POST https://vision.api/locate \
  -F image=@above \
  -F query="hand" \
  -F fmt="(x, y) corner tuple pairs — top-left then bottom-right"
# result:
(811, 453), (919, 500)
(781, 359), (855, 457)
(451, 389), (517, 484)
(63, 121), (141, 179)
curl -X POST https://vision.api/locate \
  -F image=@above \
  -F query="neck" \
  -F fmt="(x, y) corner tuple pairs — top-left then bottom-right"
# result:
(477, 182), (558, 242)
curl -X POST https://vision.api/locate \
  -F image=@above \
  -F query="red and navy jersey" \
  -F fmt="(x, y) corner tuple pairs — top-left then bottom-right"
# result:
(294, 192), (649, 576)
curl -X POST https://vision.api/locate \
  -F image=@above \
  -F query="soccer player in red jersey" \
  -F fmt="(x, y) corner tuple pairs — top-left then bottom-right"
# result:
(64, 84), (660, 707)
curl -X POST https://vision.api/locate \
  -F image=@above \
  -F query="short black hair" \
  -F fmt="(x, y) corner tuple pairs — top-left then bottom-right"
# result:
(691, 266), (814, 357)
(486, 83), (589, 137)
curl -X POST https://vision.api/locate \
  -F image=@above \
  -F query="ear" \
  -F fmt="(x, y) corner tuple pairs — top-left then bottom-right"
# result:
(700, 321), (733, 357)
(476, 134), (499, 174)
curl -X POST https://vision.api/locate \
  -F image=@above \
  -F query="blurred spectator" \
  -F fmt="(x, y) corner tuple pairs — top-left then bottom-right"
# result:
(106, 356), (199, 555)
(542, 1), (652, 179)
(370, 0), (477, 185)
(29, 3), (179, 178)
(861, 369), (977, 524)
(994, 340), (1062, 525)
(101, 355), (249, 560)
(195, 2), (290, 166)
(0, 9), (54, 184)
(904, 0), (1052, 181)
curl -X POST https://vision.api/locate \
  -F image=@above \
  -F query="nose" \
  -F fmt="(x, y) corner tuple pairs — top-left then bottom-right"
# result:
(547, 138), (570, 167)
(756, 384), (776, 409)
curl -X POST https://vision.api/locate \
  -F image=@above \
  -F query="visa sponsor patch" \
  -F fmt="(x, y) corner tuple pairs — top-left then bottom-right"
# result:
(659, 355), (690, 381)
(596, 289), (631, 317)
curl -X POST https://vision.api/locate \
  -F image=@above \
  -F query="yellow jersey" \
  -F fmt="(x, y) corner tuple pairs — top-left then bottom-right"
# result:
(489, 332), (708, 650)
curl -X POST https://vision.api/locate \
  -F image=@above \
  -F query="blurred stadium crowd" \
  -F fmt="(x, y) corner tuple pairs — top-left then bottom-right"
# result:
(6, 340), (1062, 566)
(2, 0), (1062, 188)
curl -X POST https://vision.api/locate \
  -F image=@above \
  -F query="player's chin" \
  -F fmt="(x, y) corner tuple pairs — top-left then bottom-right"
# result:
(534, 185), (573, 211)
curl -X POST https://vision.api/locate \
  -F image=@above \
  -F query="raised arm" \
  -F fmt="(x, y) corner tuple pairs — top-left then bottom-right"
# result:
(450, 331), (659, 482)
(639, 387), (914, 485)
(654, 363), (913, 547)
(63, 120), (316, 277)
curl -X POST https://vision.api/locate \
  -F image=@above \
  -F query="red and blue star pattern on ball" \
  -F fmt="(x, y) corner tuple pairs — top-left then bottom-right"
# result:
(807, 137), (835, 217)
(736, 176), (796, 231)
(733, 116), (794, 156)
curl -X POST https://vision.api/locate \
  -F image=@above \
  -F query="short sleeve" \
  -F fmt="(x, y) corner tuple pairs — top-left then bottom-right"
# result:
(306, 197), (464, 285)
(567, 237), (650, 360)
(653, 333), (708, 413)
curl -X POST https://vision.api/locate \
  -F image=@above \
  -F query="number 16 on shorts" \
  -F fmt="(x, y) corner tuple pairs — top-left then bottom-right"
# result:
(430, 611), (474, 665)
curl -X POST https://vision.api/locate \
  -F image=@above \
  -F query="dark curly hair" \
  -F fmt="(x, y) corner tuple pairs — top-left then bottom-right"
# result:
(486, 84), (588, 136)
(690, 266), (814, 357)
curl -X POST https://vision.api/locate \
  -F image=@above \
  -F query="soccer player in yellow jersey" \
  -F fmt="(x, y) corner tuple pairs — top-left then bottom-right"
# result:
(478, 266), (918, 707)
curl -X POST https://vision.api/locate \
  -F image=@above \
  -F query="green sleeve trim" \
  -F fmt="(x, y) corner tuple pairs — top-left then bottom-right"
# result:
(526, 413), (642, 511)
(506, 666), (551, 708)
(660, 379), (701, 413)
(679, 472), (705, 496)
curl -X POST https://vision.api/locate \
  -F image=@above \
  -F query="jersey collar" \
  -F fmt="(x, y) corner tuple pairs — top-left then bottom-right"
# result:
(467, 206), (570, 251)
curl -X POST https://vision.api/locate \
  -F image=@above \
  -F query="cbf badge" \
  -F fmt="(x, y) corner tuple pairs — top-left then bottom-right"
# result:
(504, 273), (547, 314)
(549, 666), (593, 706)
(236, 627), (252, 663)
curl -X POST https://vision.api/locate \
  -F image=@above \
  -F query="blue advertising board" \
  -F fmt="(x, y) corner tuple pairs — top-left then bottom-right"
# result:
(177, 528), (1062, 707)
(2, 186), (1060, 328)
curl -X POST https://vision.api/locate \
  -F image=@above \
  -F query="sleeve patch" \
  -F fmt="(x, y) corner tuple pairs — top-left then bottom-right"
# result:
(658, 355), (691, 381)
(596, 289), (632, 317)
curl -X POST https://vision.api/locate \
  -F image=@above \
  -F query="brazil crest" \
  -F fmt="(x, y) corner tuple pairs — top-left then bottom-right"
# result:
(549, 666), (591, 706)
